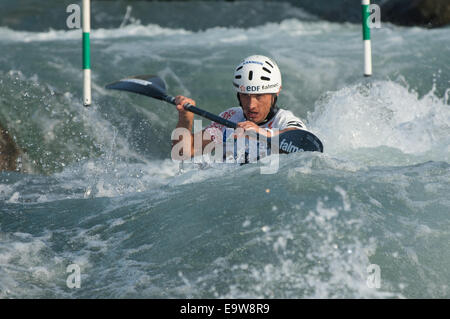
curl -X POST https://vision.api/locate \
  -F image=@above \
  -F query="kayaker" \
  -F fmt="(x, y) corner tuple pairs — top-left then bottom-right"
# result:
(172, 55), (308, 158)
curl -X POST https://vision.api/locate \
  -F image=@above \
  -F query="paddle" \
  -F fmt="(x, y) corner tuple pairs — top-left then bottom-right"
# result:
(105, 75), (323, 153)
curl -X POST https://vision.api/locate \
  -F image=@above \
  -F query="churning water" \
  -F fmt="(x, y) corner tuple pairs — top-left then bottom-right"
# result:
(1, 0), (449, 298)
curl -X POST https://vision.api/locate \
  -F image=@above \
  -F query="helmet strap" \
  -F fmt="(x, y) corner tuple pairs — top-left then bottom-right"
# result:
(261, 95), (279, 125)
(237, 92), (243, 107)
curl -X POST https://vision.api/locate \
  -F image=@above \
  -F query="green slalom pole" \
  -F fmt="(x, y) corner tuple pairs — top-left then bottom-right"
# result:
(362, 0), (372, 77)
(83, 0), (91, 106)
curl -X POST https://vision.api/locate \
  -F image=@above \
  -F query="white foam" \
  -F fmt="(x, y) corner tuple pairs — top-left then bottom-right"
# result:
(6, 192), (20, 203)
(0, 17), (347, 44)
(0, 23), (191, 43)
(335, 185), (351, 211)
(209, 198), (403, 299)
(308, 81), (450, 162)
(0, 232), (68, 298)
(0, 184), (13, 200)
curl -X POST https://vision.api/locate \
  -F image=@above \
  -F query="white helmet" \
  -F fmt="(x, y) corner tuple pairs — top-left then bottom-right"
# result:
(233, 55), (282, 94)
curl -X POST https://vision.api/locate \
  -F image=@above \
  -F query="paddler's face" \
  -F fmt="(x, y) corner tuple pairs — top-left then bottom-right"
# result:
(239, 93), (276, 124)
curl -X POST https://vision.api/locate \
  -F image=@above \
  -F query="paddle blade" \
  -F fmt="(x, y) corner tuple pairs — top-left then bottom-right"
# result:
(277, 129), (323, 153)
(105, 75), (167, 100)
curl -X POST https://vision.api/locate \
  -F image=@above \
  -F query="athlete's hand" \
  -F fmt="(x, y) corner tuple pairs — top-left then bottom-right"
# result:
(235, 121), (270, 138)
(175, 95), (195, 119)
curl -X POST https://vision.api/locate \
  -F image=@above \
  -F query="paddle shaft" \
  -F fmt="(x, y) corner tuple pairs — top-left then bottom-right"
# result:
(164, 95), (238, 129)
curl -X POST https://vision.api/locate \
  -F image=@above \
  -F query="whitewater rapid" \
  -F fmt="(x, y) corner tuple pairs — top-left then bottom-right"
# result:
(1, 5), (449, 298)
